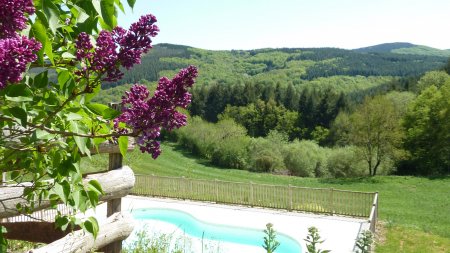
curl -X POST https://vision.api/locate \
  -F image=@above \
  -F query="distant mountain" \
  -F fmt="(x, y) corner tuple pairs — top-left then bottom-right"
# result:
(355, 42), (450, 57)
(355, 42), (416, 53)
(101, 43), (448, 89)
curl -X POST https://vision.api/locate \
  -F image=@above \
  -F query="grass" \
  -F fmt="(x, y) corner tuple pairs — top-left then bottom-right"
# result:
(82, 142), (450, 252)
(376, 226), (450, 253)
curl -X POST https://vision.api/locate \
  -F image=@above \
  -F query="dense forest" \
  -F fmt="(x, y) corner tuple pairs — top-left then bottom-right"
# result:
(95, 43), (450, 177)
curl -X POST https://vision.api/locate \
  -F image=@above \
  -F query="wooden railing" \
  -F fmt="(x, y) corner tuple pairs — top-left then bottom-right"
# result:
(132, 174), (377, 218)
(368, 192), (379, 233)
(0, 139), (136, 253)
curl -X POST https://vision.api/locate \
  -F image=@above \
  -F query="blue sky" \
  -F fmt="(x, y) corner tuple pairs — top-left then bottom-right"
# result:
(118, 0), (450, 50)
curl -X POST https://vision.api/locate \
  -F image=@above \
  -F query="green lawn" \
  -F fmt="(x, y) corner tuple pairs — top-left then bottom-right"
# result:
(82, 142), (450, 252)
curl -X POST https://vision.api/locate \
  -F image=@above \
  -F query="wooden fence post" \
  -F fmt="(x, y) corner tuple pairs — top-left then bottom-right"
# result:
(214, 179), (219, 202)
(103, 103), (123, 253)
(249, 181), (254, 206)
(330, 188), (334, 215)
(288, 184), (293, 211)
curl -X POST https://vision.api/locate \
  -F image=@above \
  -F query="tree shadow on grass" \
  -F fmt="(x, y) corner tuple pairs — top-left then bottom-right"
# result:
(168, 142), (227, 170)
(318, 176), (385, 185)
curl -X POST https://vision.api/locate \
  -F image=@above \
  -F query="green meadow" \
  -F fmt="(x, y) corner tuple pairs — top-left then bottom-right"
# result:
(82, 142), (450, 253)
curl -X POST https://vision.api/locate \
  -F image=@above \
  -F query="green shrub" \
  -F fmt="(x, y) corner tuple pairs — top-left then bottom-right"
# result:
(176, 116), (218, 158)
(248, 132), (286, 173)
(326, 146), (365, 177)
(355, 230), (373, 253)
(284, 140), (328, 177)
(123, 226), (222, 253)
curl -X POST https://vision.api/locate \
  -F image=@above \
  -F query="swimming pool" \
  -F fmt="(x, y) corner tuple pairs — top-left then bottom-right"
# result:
(132, 208), (302, 253)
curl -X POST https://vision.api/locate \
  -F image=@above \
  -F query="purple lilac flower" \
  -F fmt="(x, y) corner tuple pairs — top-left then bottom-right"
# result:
(0, 0), (35, 39)
(0, 36), (41, 89)
(91, 31), (121, 81)
(75, 32), (93, 61)
(115, 66), (198, 158)
(116, 14), (159, 69)
(75, 14), (159, 82)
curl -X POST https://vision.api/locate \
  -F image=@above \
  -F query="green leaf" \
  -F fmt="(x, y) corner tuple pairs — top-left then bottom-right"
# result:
(61, 52), (76, 59)
(10, 171), (20, 181)
(53, 181), (70, 203)
(0, 225), (7, 253)
(32, 18), (54, 65)
(70, 4), (90, 24)
(33, 70), (48, 88)
(115, 0), (125, 13)
(44, 37), (54, 65)
(42, 0), (61, 34)
(84, 217), (99, 239)
(85, 103), (109, 115)
(6, 84), (32, 97)
(84, 83), (101, 102)
(87, 190), (99, 207)
(66, 112), (83, 121)
(55, 216), (70, 230)
(9, 107), (27, 127)
(5, 96), (33, 102)
(127, 0), (136, 9)
(35, 129), (56, 140)
(87, 180), (104, 194)
(73, 190), (88, 212)
(118, 136), (128, 157)
(85, 103), (120, 119)
(91, 0), (102, 16)
(5, 84), (33, 102)
(69, 121), (90, 155)
(58, 69), (70, 87)
(100, 0), (117, 30)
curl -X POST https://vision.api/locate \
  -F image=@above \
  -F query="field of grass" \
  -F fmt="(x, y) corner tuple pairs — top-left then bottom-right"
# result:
(82, 142), (450, 252)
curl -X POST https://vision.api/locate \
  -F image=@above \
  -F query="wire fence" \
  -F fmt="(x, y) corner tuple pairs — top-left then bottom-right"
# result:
(4, 204), (75, 223)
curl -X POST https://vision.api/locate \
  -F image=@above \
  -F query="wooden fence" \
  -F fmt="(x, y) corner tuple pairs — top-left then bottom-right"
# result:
(132, 174), (377, 219)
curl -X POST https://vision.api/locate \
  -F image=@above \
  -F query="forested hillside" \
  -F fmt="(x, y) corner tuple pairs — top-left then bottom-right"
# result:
(355, 42), (450, 57)
(96, 43), (449, 177)
(103, 43), (447, 88)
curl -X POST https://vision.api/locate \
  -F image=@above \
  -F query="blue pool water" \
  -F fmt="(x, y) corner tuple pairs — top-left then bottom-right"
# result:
(132, 208), (302, 253)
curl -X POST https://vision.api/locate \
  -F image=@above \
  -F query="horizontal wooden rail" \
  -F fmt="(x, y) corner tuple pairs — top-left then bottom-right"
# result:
(0, 166), (135, 219)
(30, 212), (134, 253)
(132, 174), (376, 218)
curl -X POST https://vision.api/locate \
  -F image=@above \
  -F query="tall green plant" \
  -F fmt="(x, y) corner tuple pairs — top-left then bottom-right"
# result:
(355, 230), (373, 253)
(304, 227), (331, 253)
(262, 223), (281, 253)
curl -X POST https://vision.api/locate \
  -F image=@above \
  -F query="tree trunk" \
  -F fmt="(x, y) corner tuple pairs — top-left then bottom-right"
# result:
(30, 212), (134, 253)
(372, 159), (381, 176)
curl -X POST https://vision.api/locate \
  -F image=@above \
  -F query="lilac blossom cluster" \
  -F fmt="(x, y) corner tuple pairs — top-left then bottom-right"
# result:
(0, 0), (41, 89)
(75, 14), (159, 82)
(114, 65), (198, 158)
(0, 36), (41, 89)
(0, 0), (35, 38)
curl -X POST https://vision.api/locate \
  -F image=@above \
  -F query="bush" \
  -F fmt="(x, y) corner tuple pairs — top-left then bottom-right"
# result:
(176, 117), (219, 158)
(177, 117), (250, 169)
(247, 131), (287, 173)
(284, 140), (328, 177)
(326, 146), (365, 177)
